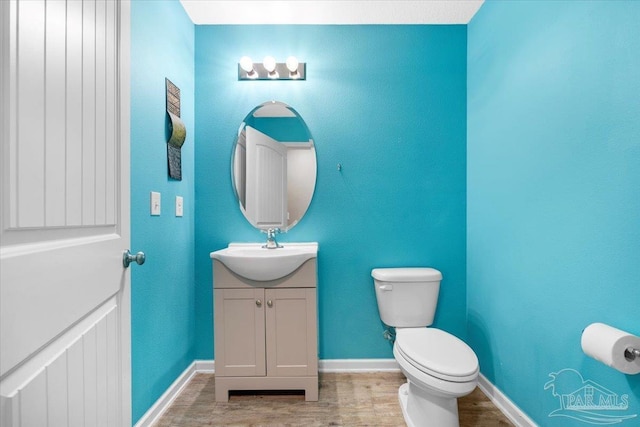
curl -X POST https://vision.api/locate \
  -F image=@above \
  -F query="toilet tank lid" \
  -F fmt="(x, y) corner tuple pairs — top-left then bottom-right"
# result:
(371, 267), (442, 282)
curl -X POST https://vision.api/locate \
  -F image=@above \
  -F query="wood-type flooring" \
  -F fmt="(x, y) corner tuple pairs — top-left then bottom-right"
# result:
(153, 372), (514, 426)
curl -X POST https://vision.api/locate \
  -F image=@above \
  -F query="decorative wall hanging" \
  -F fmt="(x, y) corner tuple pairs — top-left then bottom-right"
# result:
(166, 78), (186, 180)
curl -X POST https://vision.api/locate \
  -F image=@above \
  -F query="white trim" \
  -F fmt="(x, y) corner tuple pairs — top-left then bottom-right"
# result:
(178, 1), (485, 25)
(477, 374), (538, 427)
(134, 361), (199, 427)
(319, 358), (400, 373)
(134, 360), (536, 427)
(194, 359), (215, 373)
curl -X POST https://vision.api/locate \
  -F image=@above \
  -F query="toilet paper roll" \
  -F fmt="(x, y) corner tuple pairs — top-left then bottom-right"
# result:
(581, 323), (640, 375)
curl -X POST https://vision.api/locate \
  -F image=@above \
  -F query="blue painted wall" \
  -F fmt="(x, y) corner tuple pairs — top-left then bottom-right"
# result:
(467, 1), (640, 425)
(194, 25), (468, 360)
(130, 1), (195, 423)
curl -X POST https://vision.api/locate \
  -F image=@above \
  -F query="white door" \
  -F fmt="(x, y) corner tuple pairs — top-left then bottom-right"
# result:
(245, 126), (288, 229)
(0, 1), (132, 426)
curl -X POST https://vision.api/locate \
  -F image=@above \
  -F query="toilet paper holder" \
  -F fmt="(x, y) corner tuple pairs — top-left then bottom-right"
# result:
(581, 323), (640, 374)
(626, 347), (640, 361)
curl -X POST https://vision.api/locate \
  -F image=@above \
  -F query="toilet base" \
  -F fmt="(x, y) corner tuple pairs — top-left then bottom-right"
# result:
(398, 381), (460, 427)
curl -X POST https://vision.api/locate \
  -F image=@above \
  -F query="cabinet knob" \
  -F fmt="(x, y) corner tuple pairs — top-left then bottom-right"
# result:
(267, 300), (273, 308)
(256, 299), (262, 307)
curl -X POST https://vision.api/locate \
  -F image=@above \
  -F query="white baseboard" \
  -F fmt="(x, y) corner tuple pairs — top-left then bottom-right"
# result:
(135, 360), (535, 427)
(134, 360), (208, 427)
(194, 359), (215, 372)
(477, 374), (538, 427)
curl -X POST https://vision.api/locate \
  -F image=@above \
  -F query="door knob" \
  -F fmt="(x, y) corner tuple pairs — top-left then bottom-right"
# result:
(123, 250), (146, 268)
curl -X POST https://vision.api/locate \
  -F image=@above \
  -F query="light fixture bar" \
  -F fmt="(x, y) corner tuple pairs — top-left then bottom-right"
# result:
(238, 62), (306, 80)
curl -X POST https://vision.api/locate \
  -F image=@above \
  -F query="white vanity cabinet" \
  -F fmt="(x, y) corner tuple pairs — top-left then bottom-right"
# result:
(212, 257), (318, 402)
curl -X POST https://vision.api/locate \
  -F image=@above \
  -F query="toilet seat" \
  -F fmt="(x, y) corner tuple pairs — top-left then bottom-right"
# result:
(395, 328), (479, 383)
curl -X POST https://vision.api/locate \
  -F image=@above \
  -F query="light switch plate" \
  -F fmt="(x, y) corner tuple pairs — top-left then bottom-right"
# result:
(150, 191), (161, 216)
(175, 196), (183, 217)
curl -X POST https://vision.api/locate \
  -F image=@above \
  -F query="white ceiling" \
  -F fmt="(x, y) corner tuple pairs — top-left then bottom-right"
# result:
(179, 1), (484, 25)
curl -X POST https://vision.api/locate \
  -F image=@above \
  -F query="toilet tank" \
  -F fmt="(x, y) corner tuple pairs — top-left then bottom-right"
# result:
(371, 268), (442, 328)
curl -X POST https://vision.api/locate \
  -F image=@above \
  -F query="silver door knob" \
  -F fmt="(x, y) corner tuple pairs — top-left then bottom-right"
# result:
(123, 250), (146, 268)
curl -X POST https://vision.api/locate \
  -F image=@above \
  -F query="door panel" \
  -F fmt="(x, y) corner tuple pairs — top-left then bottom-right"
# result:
(1, 237), (124, 375)
(265, 288), (318, 377)
(0, 304), (121, 427)
(0, 1), (131, 425)
(214, 288), (266, 377)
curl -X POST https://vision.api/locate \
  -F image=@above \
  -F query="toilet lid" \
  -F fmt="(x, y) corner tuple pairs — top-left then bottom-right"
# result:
(395, 328), (479, 382)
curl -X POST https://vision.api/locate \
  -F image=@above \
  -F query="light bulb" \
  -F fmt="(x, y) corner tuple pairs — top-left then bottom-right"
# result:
(239, 56), (257, 79)
(286, 56), (300, 79)
(263, 56), (278, 78)
(239, 56), (253, 72)
(285, 56), (299, 73)
(263, 56), (277, 72)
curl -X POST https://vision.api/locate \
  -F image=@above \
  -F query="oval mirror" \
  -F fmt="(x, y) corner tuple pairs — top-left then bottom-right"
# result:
(232, 101), (317, 231)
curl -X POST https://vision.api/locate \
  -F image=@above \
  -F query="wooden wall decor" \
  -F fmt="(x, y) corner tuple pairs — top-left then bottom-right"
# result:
(166, 78), (186, 180)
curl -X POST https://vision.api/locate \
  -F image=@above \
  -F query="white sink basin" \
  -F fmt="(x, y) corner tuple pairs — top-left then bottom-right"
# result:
(210, 242), (318, 281)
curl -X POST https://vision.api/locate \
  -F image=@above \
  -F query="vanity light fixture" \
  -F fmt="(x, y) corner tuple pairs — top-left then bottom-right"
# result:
(237, 56), (306, 81)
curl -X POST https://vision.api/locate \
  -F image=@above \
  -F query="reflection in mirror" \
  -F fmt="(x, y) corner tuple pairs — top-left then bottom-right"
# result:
(232, 101), (317, 231)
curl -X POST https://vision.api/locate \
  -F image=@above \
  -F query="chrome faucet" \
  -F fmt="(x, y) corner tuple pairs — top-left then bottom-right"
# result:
(262, 228), (283, 249)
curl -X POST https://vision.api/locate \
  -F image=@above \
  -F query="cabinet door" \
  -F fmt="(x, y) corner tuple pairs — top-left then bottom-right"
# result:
(265, 288), (318, 377)
(214, 288), (266, 377)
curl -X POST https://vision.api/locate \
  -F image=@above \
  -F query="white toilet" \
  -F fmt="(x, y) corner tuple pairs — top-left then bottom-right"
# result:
(372, 267), (479, 427)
